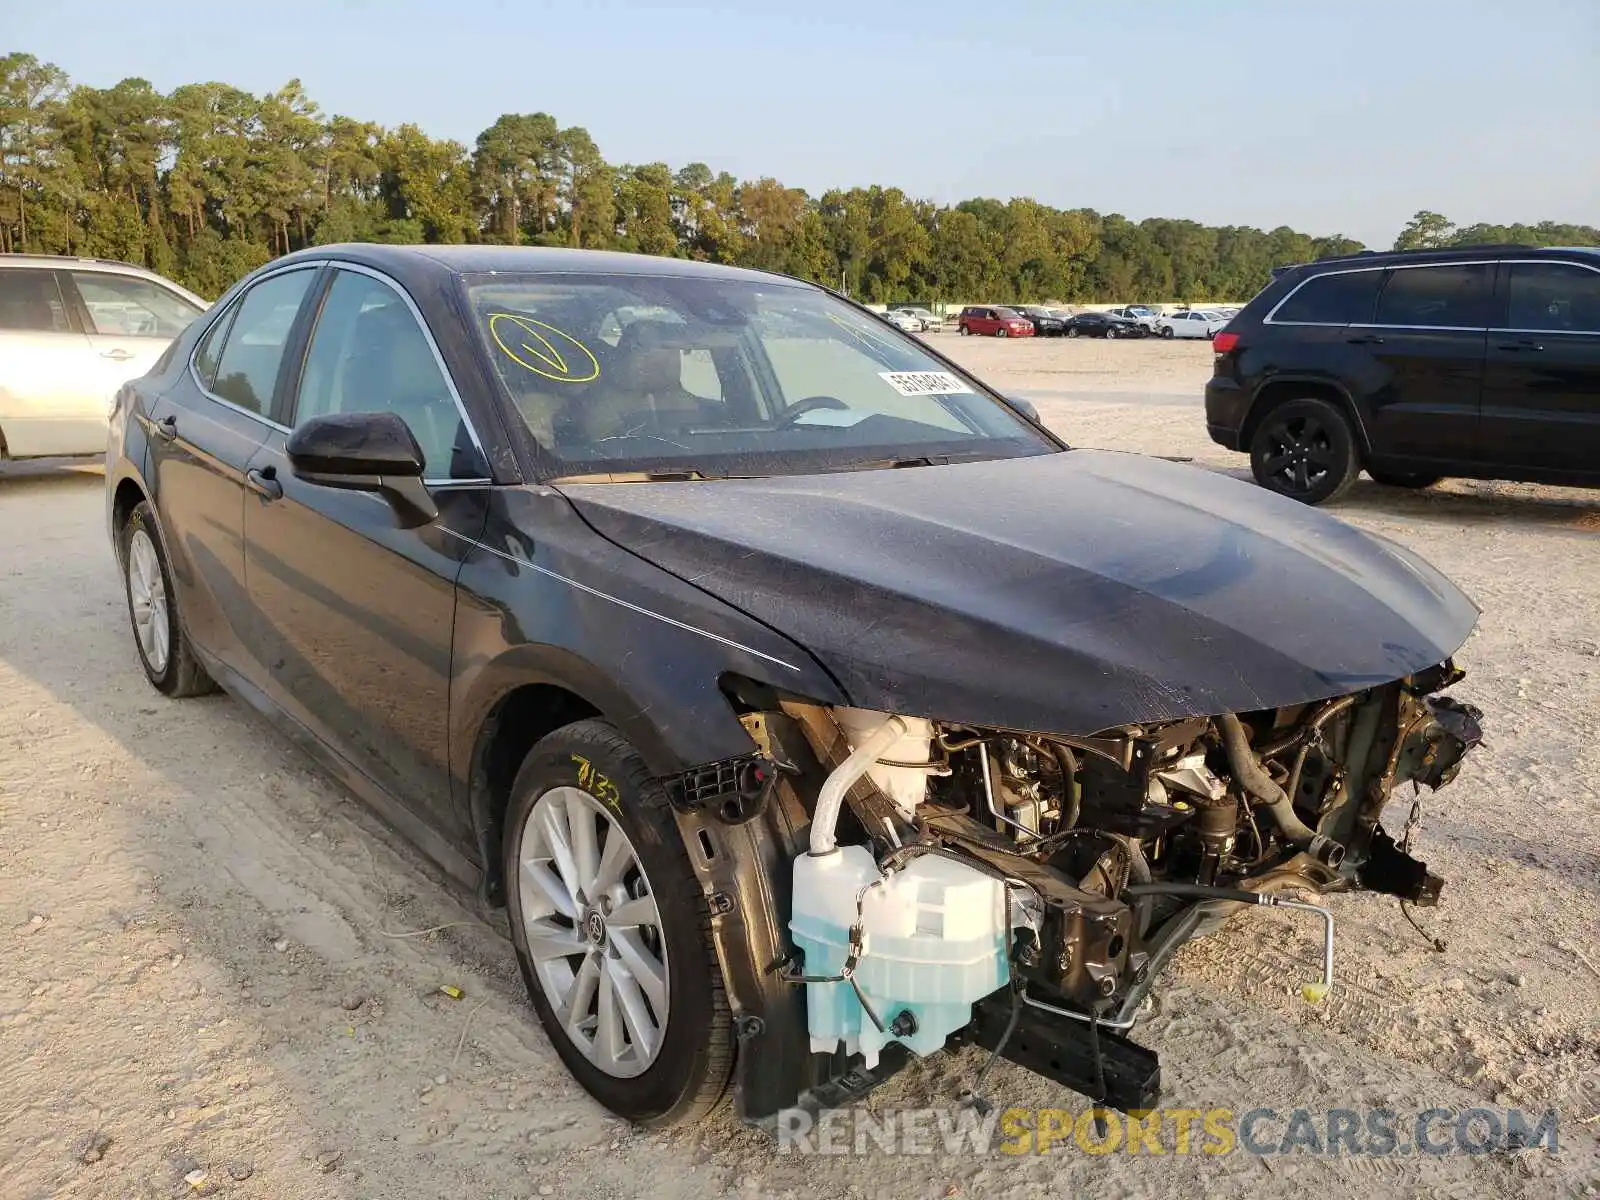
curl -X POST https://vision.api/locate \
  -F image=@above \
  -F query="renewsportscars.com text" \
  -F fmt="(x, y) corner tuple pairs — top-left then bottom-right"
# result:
(775, 1106), (1562, 1157)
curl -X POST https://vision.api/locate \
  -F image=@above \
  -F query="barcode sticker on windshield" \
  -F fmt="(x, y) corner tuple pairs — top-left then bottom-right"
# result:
(878, 371), (974, 397)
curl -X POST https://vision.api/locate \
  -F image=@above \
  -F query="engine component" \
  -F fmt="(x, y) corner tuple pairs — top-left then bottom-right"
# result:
(1217, 712), (1345, 865)
(789, 844), (1009, 1067)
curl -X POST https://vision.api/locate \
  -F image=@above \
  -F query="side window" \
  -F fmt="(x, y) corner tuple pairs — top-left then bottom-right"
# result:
(193, 306), (237, 389)
(70, 272), (201, 338)
(1273, 271), (1384, 324)
(1506, 263), (1600, 333)
(1374, 264), (1494, 329)
(295, 270), (483, 480)
(208, 269), (317, 415)
(0, 269), (72, 333)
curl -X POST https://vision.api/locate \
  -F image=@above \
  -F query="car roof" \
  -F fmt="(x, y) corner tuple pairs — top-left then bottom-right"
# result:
(274, 243), (808, 288)
(0, 252), (207, 304)
(1288, 243), (1600, 277)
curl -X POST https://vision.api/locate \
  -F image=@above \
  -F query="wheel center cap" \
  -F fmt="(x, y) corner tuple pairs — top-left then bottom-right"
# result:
(583, 909), (607, 945)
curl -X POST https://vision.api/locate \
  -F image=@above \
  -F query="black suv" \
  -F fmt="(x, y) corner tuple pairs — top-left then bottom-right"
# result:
(1205, 245), (1600, 503)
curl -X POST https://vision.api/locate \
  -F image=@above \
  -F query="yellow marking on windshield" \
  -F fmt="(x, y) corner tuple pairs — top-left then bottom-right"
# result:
(489, 313), (600, 383)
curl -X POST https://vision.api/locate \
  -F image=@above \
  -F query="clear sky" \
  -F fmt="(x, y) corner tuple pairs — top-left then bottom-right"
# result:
(10, 0), (1598, 247)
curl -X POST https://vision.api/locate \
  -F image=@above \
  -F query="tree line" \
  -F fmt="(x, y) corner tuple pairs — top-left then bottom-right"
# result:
(3, 51), (1596, 304)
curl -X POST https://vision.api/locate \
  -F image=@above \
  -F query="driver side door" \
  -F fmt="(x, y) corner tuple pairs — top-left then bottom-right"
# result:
(242, 265), (492, 835)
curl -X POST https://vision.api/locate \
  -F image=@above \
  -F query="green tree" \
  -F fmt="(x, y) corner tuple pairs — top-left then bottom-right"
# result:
(1393, 210), (1454, 250)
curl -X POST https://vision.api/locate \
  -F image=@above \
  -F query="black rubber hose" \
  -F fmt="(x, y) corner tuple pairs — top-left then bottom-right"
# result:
(1124, 882), (1262, 904)
(1216, 713), (1320, 848)
(1047, 742), (1079, 830)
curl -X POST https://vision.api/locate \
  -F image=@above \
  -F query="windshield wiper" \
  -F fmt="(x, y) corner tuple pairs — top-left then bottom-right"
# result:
(548, 469), (721, 484)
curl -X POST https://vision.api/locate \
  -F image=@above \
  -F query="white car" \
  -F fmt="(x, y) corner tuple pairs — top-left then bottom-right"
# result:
(883, 309), (925, 333)
(1155, 310), (1230, 339)
(1105, 305), (1160, 332)
(0, 255), (207, 459)
(890, 306), (941, 331)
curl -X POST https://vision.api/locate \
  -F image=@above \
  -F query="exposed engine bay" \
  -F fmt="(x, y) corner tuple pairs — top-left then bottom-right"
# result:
(680, 663), (1482, 1120)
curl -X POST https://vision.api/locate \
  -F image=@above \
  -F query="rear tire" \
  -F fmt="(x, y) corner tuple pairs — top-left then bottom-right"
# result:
(1249, 398), (1361, 506)
(119, 502), (216, 697)
(503, 719), (733, 1127)
(1367, 469), (1443, 489)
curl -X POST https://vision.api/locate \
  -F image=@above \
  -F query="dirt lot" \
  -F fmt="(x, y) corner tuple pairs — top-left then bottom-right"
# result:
(2, 336), (1597, 1199)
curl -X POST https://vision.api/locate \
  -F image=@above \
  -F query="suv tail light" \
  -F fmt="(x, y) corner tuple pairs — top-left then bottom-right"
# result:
(1212, 331), (1240, 354)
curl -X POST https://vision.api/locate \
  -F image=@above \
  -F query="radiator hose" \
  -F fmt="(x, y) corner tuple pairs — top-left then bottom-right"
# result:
(1216, 713), (1344, 868)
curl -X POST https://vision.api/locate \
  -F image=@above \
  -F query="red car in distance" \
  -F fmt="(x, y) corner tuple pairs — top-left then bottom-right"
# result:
(957, 305), (1035, 337)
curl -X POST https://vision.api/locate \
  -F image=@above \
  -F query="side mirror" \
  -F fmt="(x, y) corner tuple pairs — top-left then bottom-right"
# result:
(1006, 394), (1040, 423)
(285, 411), (439, 528)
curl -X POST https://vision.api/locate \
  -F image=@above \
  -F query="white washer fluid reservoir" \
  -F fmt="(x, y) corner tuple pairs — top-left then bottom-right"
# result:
(790, 846), (1009, 1067)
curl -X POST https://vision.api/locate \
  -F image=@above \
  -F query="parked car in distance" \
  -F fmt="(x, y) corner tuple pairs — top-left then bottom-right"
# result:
(957, 306), (1034, 337)
(883, 309), (924, 333)
(0, 254), (207, 459)
(1016, 306), (1068, 336)
(1205, 243), (1600, 503)
(1063, 310), (1146, 339)
(1156, 310), (1228, 339)
(105, 243), (1486, 1133)
(1105, 305), (1160, 332)
(891, 305), (941, 331)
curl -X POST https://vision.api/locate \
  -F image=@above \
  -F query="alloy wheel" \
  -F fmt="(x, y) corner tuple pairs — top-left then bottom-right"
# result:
(127, 528), (171, 674)
(516, 785), (669, 1079)
(1259, 412), (1340, 495)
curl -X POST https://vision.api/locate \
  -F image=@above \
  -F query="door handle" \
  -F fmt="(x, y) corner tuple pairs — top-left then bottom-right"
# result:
(1496, 339), (1544, 352)
(245, 465), (283, 501)
(1346, 334), (1385, 346)
(100, 348), (135, 362)
(151, 414), (178, 442)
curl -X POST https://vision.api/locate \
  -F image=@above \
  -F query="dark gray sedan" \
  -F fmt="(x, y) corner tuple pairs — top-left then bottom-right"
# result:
(106, 244), (1484, 1131)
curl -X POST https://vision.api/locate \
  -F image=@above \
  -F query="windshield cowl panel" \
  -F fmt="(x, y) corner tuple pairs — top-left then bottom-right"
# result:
(463, 271), (1057, 480)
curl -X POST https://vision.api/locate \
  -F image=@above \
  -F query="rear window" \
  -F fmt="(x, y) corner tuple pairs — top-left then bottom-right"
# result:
(1272, 270), (1385, 324)
(1373, 264), (1494, 329)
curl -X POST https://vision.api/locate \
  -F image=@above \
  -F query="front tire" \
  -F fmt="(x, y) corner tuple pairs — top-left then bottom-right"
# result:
(1065, 326), (1079, 338)
(1250, 397), (1361, 505)
(1367, 469), (1443, 489)
(119, 502), (215, 697)
(1160, 326), (1175, 339)
(503, 719), (733, 1126)
(993, 326), (1007, 338)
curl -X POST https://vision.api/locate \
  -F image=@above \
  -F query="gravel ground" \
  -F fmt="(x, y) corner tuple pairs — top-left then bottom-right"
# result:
(2, 336), (1597, 1199)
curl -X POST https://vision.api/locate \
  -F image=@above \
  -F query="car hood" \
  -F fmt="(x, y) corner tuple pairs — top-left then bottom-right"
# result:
(559, 451), (1479, 734)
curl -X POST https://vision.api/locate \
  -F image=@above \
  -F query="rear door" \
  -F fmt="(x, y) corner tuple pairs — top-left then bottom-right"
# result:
(1480, 259), (1600, 477)
(242, 264), (491, 834)
(144, 265), (322, 673)
(65, 269), (206, 407)
(1356, 262), (1493, 464)
(0, 267), (98, 457)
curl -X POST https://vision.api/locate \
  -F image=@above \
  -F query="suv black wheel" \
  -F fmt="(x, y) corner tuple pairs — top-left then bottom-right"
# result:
(503, 719), (733, 1127)
(119, 501), (217, 697)
(1249, 398), (1361, 505)
(1367, 469), (1443, 489)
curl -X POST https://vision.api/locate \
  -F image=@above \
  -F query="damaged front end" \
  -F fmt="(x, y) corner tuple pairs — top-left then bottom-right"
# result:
(667, 665), (1482, 1123)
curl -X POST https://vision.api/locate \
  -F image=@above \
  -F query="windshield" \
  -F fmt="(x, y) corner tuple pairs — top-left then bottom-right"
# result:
(466, 273), (1054, 478)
